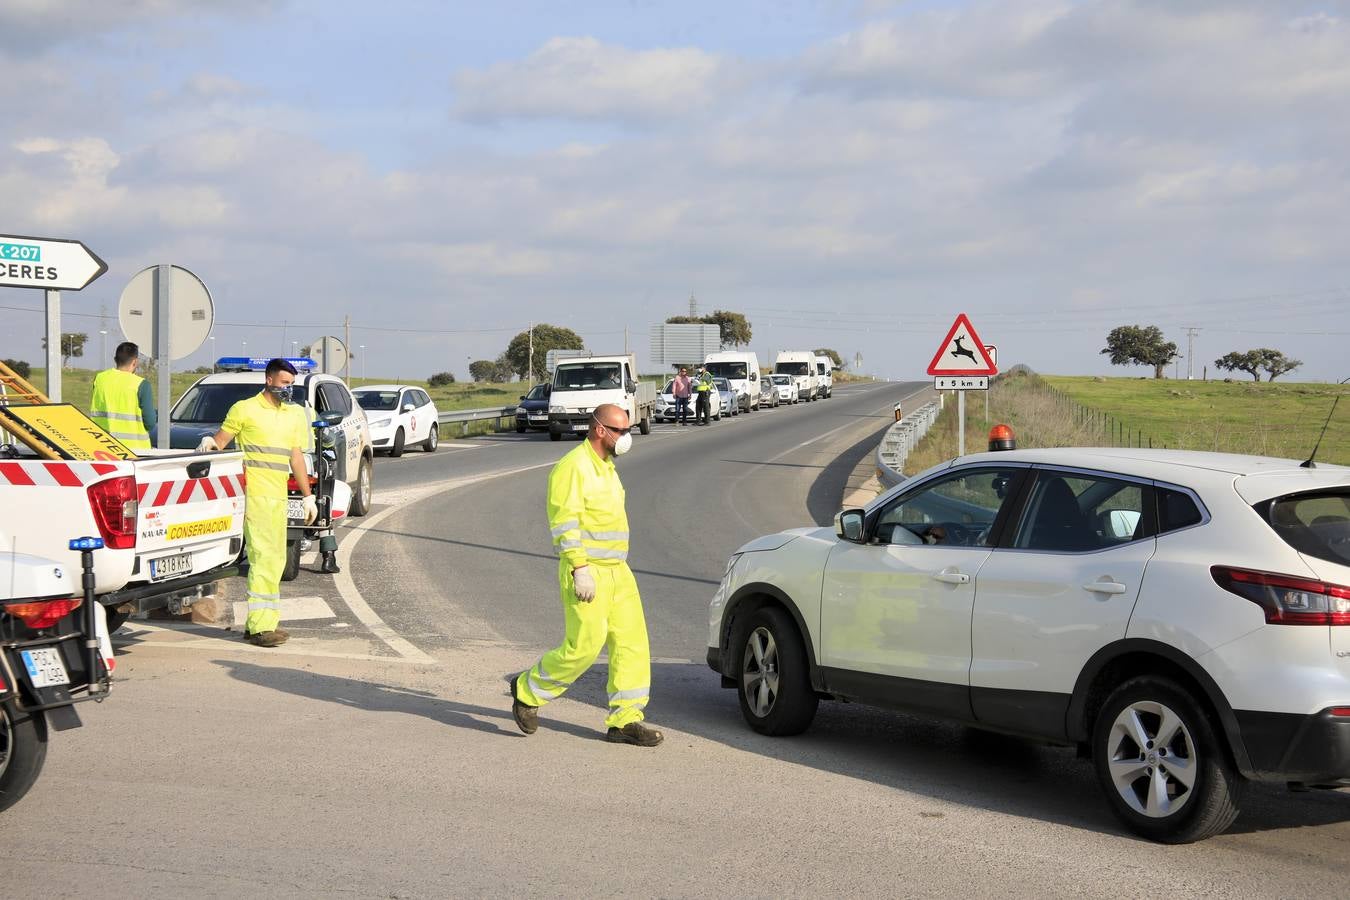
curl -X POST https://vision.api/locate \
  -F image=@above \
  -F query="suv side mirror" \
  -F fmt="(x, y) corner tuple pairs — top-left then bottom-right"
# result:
(835, 508), (866, 543)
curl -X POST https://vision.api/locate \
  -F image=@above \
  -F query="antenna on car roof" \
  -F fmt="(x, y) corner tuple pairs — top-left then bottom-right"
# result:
(1300, 376), (1349, 469)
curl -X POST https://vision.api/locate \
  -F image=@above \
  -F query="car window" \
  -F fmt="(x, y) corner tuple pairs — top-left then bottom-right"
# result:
(1013, 472), (1146, 552)
(417, 390), (432, 407)
(317, 382), (352, 416)
(874, 468), (1020, 547)
(355, 390), (399, 411)
(1158, 488), (1203, 534)
(172, 382), (261, 423)
(1263, 491), (1350, 567)
(525, 384), (548, 401)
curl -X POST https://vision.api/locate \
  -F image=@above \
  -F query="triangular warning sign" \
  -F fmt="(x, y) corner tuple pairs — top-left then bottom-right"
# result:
(926, 313), (997, 376)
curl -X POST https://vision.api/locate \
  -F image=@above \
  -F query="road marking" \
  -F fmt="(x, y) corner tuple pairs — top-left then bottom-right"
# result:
(333, 462), (558, 663)
(232, 595), (336, 623)
(120, 622), (432, 665)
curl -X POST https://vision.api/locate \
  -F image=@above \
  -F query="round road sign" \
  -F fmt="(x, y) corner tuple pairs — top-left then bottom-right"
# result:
(117, 265), (214, 361)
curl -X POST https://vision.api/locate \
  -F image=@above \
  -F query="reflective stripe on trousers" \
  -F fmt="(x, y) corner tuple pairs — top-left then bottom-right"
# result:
(515, 561), (651, 728)
(243, 493), (287, 634)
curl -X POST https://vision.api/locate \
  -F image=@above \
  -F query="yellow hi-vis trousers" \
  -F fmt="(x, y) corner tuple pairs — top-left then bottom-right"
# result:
(516, 561), (651, 728)
(243, 493), (286, 634)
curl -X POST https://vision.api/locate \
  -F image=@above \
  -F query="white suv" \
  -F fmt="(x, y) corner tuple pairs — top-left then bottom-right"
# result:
(706, 447), (1350, 843)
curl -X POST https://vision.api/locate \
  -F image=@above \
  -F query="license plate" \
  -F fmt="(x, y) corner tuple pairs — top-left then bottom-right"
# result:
(529, 415), (547, 422)
(572, 424), (589, 432)
(150, 552), (192, 580)
(287, 498), (304, 521)
(20, 648), (69, 688)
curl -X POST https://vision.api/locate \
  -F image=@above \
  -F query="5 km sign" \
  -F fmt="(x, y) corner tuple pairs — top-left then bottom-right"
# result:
(0, 234), (107, 291)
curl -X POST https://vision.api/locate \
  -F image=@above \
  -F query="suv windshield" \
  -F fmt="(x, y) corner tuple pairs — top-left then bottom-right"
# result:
(776, 362), (810, 376)
(706, 362), (747, 380)
(525, 384), (549, 401)
(172, 383), (266, 423)
(354, 390), (399, 412)
(554, 363), (622, 391)
(1263, 491), (1350, 567)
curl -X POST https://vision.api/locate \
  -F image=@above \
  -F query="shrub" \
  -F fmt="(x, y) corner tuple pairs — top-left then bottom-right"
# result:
(2, 358), (31, 379)
(428, 372), (456, 387)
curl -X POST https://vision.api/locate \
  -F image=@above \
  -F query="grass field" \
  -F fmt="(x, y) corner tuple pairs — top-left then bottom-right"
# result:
(902, 372), (1349, 474)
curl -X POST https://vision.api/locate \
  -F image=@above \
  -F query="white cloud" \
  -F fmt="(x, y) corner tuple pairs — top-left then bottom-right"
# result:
(453, 36), (732, 124)
(0, 0), (280, 54)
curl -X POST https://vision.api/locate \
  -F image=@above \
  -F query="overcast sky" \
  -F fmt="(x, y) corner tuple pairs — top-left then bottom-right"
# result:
(2, 0), (1349, 383)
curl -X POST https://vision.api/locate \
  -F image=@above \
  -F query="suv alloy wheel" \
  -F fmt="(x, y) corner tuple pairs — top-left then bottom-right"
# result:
(734, 606), (818, 736)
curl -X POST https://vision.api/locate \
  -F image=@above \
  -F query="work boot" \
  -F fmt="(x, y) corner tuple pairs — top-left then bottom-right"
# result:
(320, 552), (341, 574)
(247, 630), (288, 648)
(511, 679), (538, 735)
(606, 722), (663, 747)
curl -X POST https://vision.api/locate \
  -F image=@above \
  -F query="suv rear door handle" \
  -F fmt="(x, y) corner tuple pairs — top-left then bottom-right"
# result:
(932, 571), (970, 585)
(1084, 580), (1128, 595)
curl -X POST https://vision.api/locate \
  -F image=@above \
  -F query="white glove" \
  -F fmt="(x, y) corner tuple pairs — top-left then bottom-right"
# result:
(572, 565), (596, 602)
(302, 495), (319, 526)
(195, 435), (218, 453)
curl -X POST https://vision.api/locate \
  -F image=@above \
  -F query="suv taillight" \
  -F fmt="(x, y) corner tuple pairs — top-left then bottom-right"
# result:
(1211, 566), (1350, 625)
(87, 476), (138, 550)
(3, 598), (82, 629)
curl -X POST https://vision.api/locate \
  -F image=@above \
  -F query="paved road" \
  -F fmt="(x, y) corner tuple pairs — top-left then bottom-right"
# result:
(3, 380), (1348, 898)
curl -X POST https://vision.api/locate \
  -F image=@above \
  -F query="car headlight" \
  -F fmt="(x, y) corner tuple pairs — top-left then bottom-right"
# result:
(369, 417), (391, 428)
(710, 553), (743, 616)
(516, 406), (528, 415)
(549, 405), (564, 414)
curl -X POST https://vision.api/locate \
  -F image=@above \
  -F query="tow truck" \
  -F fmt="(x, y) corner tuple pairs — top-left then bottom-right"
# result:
(0, 361), (246, 629)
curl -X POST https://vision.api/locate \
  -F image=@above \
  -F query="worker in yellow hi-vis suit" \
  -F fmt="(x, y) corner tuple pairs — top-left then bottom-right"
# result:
(89, 341), (154, 451)
(513, 402), (663, 747)
(198, 358), (316, 647)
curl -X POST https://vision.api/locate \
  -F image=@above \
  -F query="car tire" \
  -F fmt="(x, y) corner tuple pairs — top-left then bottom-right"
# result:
(281, 539), (301, 582)
(1092, 676), (1244, 844)
(516, 424), (527, 434)
(733, 606), (818, 736)
(349, 456), (373, 517)
(0, 704), (47, 813)
(639, 416), (651, 435)
(549, 431), (561, 442)
(422, 425), (438, 452)
(390, 428), (405, 458)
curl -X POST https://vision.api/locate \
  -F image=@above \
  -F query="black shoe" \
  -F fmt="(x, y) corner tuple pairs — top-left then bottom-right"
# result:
(606, 722), (663, 747)
(320, 552), (341, 574)
(511, 679), (538, 735)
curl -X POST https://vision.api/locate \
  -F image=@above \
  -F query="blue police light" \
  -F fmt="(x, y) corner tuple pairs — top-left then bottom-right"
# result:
(215, 357), (317, 373)
(69, 536), (105, 551)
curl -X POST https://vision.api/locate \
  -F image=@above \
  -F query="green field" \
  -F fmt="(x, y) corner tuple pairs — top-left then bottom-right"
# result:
(1045, 375), (1349, 465)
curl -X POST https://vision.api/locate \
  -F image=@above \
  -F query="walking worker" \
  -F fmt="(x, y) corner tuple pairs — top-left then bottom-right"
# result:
(672, 366), (692, 426)
(196, 358), (317, 647)
(512, 402), (663, 747)
(694, 364), (715, 426)
(89, 341), (155, 451)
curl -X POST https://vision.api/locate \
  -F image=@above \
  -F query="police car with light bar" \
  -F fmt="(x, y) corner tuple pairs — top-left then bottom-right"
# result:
(166, 358), (373, 519)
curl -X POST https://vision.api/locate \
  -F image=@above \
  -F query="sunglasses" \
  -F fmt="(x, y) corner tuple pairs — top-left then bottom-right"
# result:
(597, 420), (632, 436)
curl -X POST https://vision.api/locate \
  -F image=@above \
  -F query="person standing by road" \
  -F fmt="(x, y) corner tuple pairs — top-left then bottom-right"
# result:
(197, 358), (317, 647)
(89, 341), (155, 451)
(694, 364), (715, 426)
(672, 366), (692, 426)
(512, 402), (663, 747)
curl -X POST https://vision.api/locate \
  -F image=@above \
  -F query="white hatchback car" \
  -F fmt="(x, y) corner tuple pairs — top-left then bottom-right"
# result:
(353, 385), (439, 457)
(707, 447), (1350, 843)
(768, 373), (799, 404)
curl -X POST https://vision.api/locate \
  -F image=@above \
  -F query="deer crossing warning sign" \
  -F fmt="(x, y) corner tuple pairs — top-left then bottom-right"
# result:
(926, 313), (997, 377)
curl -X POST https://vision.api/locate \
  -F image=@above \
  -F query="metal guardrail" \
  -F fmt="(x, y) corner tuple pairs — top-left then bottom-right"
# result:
(437, 405), (518, 436)
(875, 399), (942, 489)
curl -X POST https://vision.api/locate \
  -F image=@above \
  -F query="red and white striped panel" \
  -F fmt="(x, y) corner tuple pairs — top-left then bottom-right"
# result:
(137, 474), (247, 508)
(0, 461), (121, 487)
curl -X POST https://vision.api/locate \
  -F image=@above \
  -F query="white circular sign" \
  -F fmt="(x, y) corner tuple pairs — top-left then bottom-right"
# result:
(117, 265), (214, 361)
(307, 335), (347, 375)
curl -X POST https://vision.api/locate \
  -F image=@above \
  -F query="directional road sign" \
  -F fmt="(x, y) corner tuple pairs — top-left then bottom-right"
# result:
(926, 313), (997, 377)
(0, 233), (107, 291)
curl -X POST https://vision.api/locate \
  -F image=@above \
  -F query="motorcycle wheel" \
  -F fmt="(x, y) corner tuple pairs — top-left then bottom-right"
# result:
(0, 702), (47, 813)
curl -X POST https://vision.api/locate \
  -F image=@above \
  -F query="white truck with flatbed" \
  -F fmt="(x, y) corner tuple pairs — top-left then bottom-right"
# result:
(547, 352), (656, 441)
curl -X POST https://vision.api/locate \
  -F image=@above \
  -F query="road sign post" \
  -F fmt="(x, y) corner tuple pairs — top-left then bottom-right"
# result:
(1, 234), (109, 403)
(926, 314), (997, 459)
(119, 265), (214, 449)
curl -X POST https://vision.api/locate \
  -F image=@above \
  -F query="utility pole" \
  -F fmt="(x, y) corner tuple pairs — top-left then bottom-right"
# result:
(527, 322), (534, 383)
(99, 302), (108, 365)
(1183, 326), (1201, 380)
(344, 315), (351, 386)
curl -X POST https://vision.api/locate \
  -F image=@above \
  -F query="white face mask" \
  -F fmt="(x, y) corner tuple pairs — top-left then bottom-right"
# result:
(612, 432), (633, 456)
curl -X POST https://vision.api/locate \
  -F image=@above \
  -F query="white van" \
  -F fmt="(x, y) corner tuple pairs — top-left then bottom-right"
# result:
(774, 351), (818, 402)
(703, 351), (762, 412)
(814, 355), (834, 399)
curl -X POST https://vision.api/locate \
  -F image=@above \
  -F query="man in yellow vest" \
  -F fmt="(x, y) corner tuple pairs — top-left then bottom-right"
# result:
(694, 364), (715, 426)
(198, 358), (316, 647)
(512, 402), (662, 746)
(89, 342), (155, 451)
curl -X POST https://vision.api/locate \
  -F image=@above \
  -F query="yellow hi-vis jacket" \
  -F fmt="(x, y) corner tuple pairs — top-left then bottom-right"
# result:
(89, 368), (151, 450)
(548, 439), (629, 568)
(222, 392), (310, 499)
